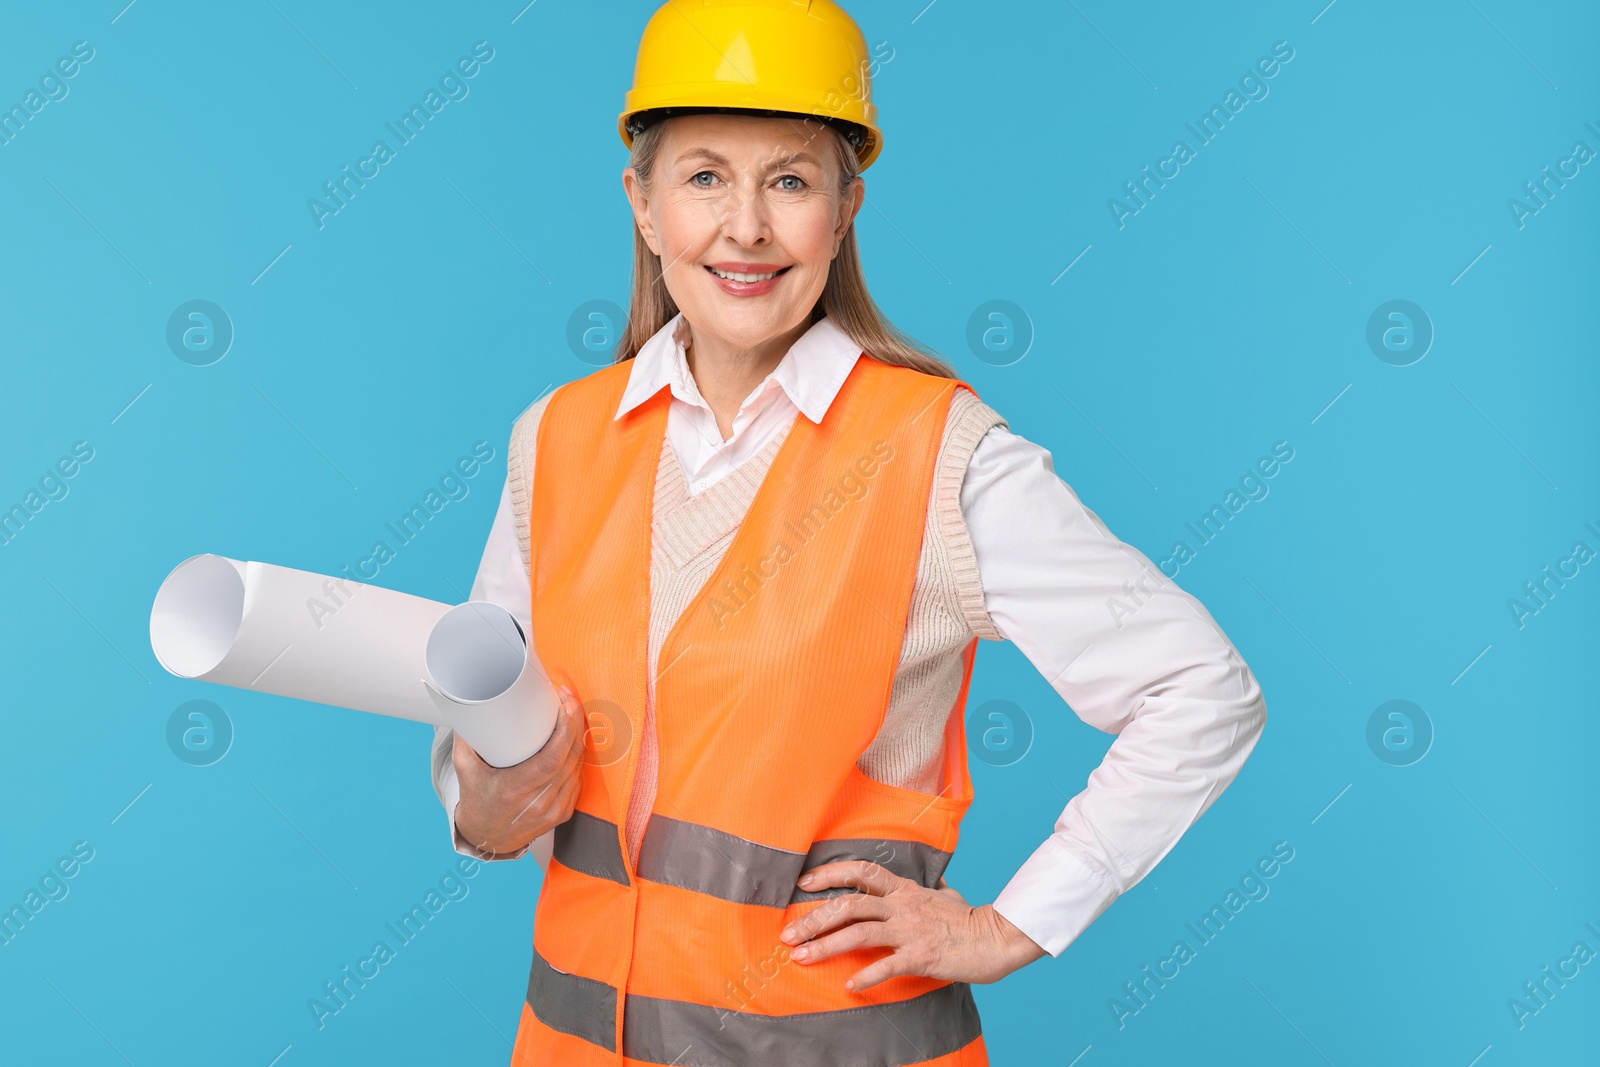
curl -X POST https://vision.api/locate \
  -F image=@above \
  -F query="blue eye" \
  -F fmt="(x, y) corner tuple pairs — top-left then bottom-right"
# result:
(777, 175), (805, 191)
(691, 171), (717, 187)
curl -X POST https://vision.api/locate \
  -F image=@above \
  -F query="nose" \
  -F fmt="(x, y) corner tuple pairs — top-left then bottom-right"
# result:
(716, 172), (772, 249)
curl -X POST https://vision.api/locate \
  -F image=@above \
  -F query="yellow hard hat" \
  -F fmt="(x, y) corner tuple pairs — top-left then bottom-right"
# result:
(619, 0), (884, 170)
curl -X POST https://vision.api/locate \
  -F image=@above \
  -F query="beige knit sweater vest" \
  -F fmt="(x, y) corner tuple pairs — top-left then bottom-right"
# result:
(507, 380), (1008, 862)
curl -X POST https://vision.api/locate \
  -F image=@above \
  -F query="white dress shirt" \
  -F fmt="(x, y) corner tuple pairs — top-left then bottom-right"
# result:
(434, 312), (1267, 959)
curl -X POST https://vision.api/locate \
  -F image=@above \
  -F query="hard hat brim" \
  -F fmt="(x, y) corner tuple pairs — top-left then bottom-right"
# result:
(619, 105), (878, 170)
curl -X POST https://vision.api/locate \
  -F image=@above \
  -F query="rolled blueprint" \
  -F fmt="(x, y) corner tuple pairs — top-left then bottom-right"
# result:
(149, 554), (556, 767)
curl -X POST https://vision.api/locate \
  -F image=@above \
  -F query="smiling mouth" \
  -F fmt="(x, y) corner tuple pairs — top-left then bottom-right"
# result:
(706, 265), (791, 282)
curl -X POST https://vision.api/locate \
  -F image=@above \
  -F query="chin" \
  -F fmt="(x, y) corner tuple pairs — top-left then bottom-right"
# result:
(685, 286), (789, 324)
(703, 304), (804, 343)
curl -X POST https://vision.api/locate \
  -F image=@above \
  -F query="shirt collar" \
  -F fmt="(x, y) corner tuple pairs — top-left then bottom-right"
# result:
(613, 311), (863, 425)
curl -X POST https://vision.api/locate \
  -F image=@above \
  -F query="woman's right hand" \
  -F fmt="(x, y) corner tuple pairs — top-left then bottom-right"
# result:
(452, 685), (588, 857)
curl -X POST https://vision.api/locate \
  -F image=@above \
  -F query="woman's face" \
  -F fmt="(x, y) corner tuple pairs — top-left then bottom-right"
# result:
(623, 112), (864, 354)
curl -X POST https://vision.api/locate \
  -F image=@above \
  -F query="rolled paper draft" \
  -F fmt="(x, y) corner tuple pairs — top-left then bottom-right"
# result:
(149, 554), (557, 767)
(422, 600), (559, 768)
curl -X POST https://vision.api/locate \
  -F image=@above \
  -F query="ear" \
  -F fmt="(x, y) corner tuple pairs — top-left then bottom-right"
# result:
(833, 175), (865, 257)
(621, 166), (663, 257)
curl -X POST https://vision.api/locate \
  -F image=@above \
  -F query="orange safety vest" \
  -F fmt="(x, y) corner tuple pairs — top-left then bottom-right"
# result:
(512, 351), (990, 1066)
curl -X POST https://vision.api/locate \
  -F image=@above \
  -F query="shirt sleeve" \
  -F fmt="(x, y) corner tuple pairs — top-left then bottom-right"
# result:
(430, 473), (555, 870)
(961, 424), (1268, 958)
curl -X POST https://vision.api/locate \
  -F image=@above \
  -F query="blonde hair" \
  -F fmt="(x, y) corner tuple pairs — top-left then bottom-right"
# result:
(613, 113), (958, 380)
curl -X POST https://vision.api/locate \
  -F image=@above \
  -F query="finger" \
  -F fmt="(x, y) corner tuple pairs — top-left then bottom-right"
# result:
(788, 919), (894, 965)
(552, 773), (582, 824)
(549, 747), (584, 807)
(545, 690), (580, 747)
(781, 892), (890, 946)
(507, 714), (587, 822)
(845, 950), (915, 992)
(508, 773), (564, 829)
(517, 698), (582, 778)
(796, 860), (901, 898)
(561, 698), (589, 762)
(527, 708), (585, 792)
(560, 694), (598, 758)
(513, 777), (577, 840)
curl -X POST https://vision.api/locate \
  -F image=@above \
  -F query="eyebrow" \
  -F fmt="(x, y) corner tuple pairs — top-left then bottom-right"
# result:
(675, 147), (823, 169)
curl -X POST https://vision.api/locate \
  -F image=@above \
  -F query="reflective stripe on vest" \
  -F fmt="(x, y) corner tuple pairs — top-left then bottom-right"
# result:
(527, 944), (983, 1067)
(635, 814), (954, 907)
(517, 354), (987, 1066)
(552, 809), (631, 886)
(554, 807), (957, 906)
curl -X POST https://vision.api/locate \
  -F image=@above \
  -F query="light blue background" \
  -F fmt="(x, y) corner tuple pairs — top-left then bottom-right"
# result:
(1, 1), (1596, 1064)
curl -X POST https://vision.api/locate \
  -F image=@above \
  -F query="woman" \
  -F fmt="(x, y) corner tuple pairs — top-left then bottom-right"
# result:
(432, 2), (1266, 1063)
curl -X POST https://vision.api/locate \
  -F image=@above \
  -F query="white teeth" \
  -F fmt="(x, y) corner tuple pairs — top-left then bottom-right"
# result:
(709, 266), (782, 282)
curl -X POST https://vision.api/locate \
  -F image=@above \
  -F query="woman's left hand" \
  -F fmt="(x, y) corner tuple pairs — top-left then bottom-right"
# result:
(778, 861), (1048, 990)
